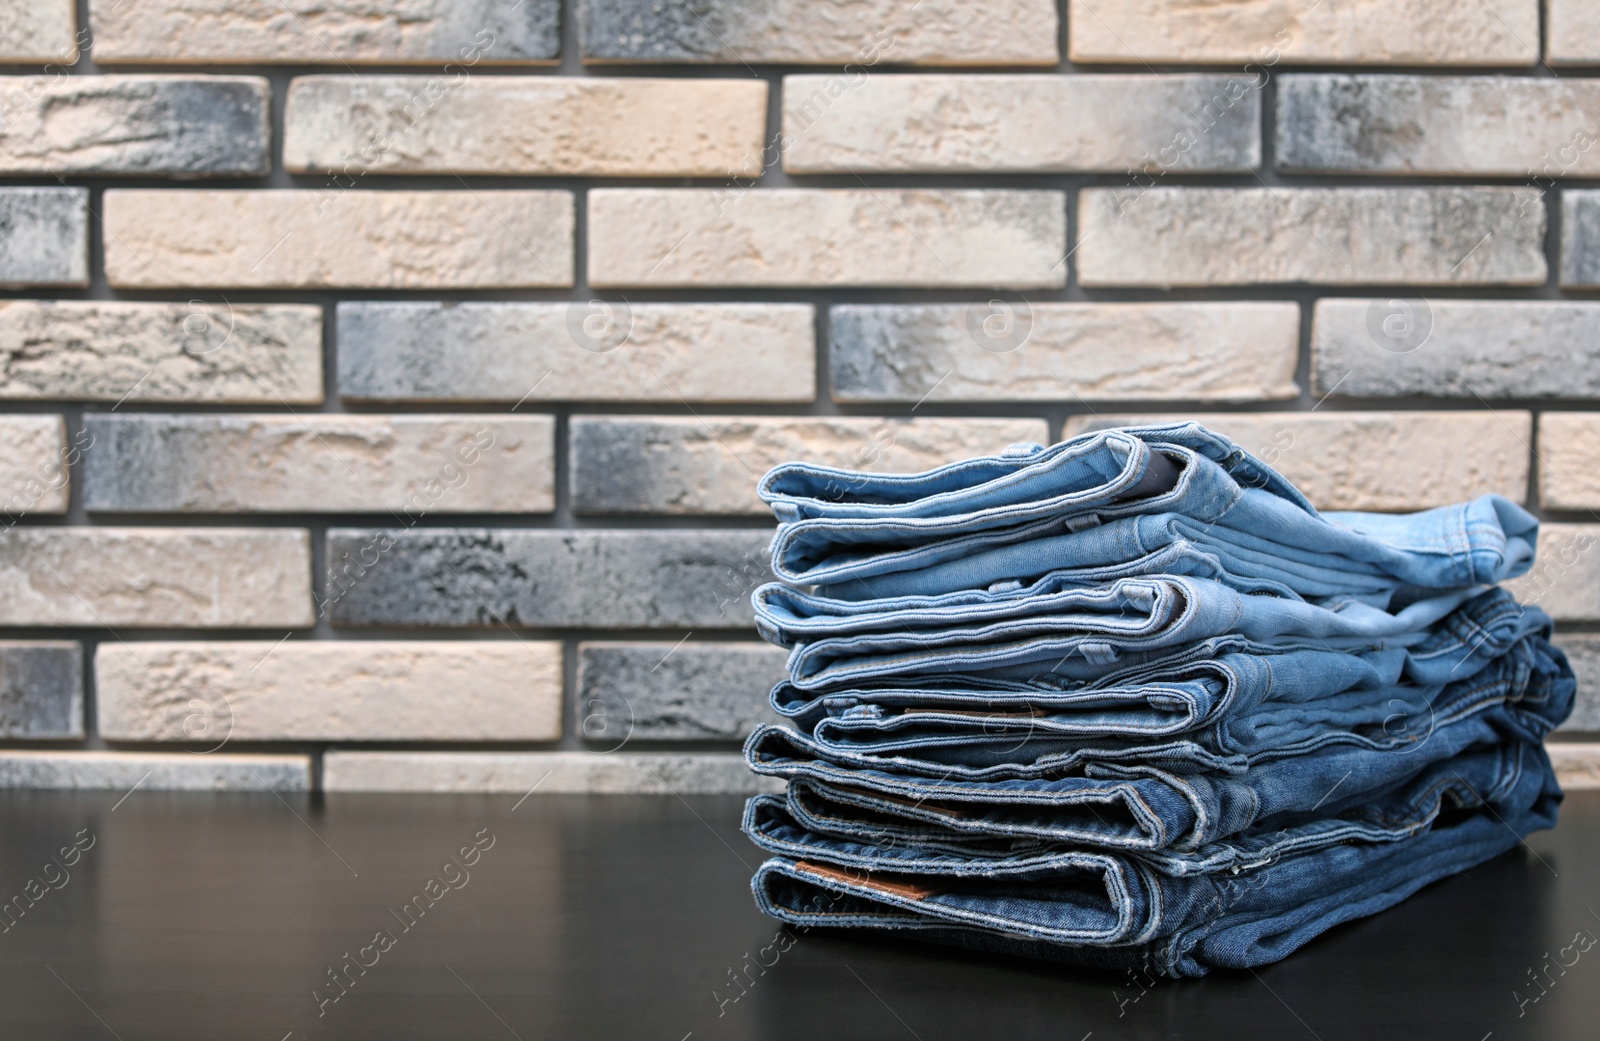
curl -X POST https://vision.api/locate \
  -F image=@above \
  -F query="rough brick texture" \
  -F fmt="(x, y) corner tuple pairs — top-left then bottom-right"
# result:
(1066, 412), (1531, 511)
(0, 528), (311, 627)
(90, 1), (559, 64)
(323, 751), (782, 794)
(1312, 300), (1600, 400)
(1068, 0), (1539, 65)
(830, 303), (1299, 403)
(336, 302), (814, 403)
(323, 529), (774, 629)
(103, 190), (575, 289)
(1077, 188), (1545, 287)
(1561, 192), (1600, 288)
(0, 1), (75, 62)
(0, 76), (269, 176)
(576, 642), (787, 741)
(1278, 76), (1600, 177)
(0, 187), (87, 288)
(0, 415), (68, 518)
(1540, 414), (1600, 510)
(782, 74), (1260, 173)
(588, 189), (1067, 288)
(1506, 526), (1600, 621)
(1546, 0), (1600, 65)
(0, 641), (82, 739)
(570, 416), (1049, 514)
(286, 77), (767, 177)
(579, 0), (1057, 64)
(97, 641), (562, 742)
(0, 301), (323, 404)
(83, 415), (554, 514)
(0, 751), (309, 790)
(1556, 635), (1600, 732)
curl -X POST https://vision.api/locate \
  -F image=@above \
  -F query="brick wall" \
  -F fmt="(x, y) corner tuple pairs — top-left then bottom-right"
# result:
(2, 0), (1599, 793)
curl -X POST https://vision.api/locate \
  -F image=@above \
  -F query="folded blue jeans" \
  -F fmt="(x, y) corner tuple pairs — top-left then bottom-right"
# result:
(745, 633), (1573, 852)
(762, 423), (1536, 603)
(744, 737), (1562, 976)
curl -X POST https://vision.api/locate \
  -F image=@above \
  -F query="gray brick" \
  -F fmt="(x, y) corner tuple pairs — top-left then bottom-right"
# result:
(830, 303), (1299, 403)
(1077, 187), (1545, 287)
(1561, 192), (1600, 288)
(0, 187), (87, 288)
(1312, 300), (1600, 399)
(324, 529), (774, 629)
(1556, 634), (1600, 733)
(91, 1), (559, 64)
(82, 414), (553, 514)
(579, 0), (1055, 64)
(784, 74), (1260, 173)
(336, 302), (814, 403)
(576, 642), (787, 741)
(0, 76), (269, 177)
(1277, 75), (1600, 176)
(0, 301), (323, 404)
(0, 1), (76, 62)
(571, 416), (1048, 515)
(0, 751), (309, 790)
(323, 751), (779, 794)
(0, 642), (82, 739)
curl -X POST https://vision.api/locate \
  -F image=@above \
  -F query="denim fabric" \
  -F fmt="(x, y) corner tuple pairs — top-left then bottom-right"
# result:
(762, 422), (1536, 599)
(768, 574), (1482, 690)
(743, 738), (1560, 976)
(744, 633), (1572, 851)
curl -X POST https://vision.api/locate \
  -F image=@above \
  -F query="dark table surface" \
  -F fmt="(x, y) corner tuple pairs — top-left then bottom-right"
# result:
(0, 787), (1596, 1041)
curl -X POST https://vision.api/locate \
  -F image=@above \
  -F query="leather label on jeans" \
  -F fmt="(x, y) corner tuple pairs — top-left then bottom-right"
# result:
(793, 860), (940, 901)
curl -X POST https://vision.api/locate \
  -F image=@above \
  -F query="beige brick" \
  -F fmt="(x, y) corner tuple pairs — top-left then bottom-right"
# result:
(0, 750), (309, 790)
(285, 76), (768, 177)
(338, 302), (816, 403)
(0, 415), (68, 519)
(783, 74), (1260, 173)
(1278, 75), (1600, 176)
(89, 1), (558, 65)
(1539, 414), (1600, 510)
(0, 0), (76, 62)
(1065, 412), (1532, 511)
(103, 190), (574, 289)
(0, 301), (322, 404)
(1077, 187), (1545, 287)
(571, 417), (1050, 515)
(85, 415), (554, 514)
(323, 751), (782, 794)
(0, 528), (312, 627)
(582, 0), (1057, 64)
(97, 641), (562, 742)
(1068, 0), (1538, 66)
(1505, 524), (1600, 621)
(831, 302), (1300, 403)
(1547, 0), (1600, 65)
(588, 189), (1066, 288)
(1549, 743), (1600, 788)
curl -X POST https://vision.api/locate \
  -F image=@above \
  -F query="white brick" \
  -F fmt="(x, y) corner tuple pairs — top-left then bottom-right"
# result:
(323, 751), (781, 794)
(1068, 0), (1538, 66)
(1065, 411), (1531, 511)
(783, 74), (1260, 173)
(0, 750), (309, 790)
(97, 641), (562, 742)
(1549, 743), (1600, 789)
(0, 415), (68, 519)
(588, 189), (1066, 288)
(0, 0), (76, 62)
(0, 528), (312, 627)
(286, 77), (768, 177)
(1540, 414), (1600, 510)
(84, 415), (554, 514)
(104, 190), (574, 289)
(1505, 525), (1600, 621)
(1547, 0), (1600, 65)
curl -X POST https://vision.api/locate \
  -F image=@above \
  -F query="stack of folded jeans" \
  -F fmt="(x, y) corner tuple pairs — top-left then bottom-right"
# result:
(740, 421), (1574, 977)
